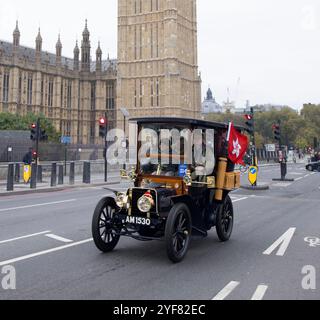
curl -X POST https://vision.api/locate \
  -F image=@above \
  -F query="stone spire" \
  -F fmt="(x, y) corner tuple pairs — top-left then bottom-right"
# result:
(36, 28), (42, 52)
(13, 21), (20, 48)
(81, 19), (91, 72)
(74, 40), (80, 71)
(82, 19), (90, 40)
(56, 34), (62, 65)
(96, 41), (102, 72)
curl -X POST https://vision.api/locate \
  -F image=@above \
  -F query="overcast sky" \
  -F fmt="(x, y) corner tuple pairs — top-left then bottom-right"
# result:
(0, 0), (319, 110)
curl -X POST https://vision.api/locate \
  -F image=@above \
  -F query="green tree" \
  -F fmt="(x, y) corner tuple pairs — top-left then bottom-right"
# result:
(204, 105), (320, 150)
(0, 112), (60, 142)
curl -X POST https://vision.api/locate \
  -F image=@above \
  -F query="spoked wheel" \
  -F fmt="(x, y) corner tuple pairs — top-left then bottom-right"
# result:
(92, 197), (121, 253)
(165, 203), (192, 263)
(216, 195), (234, 242)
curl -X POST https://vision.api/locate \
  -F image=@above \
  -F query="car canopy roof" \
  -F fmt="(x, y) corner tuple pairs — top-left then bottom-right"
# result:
(129, 117), (245, 132)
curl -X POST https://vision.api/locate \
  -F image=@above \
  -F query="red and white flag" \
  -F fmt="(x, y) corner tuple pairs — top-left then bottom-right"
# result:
(227, 122), (249, 165)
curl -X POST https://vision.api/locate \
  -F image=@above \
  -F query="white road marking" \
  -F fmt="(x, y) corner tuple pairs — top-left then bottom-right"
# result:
(295, 177), (303, 181)
(263, 228), (296, 257)
(232, 197), (249, 203)
(251, 285), (269, 300)
(272, 182), (292, 188)
(0, 199), (77, 212)
(212, 281), (240, 300)
(0, 238), (93, 267)
(0, 231), (51, 245)
(45, 234), (73, 243)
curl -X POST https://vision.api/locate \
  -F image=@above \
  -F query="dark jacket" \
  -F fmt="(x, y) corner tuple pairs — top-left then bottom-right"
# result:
(23, 152), (32, 165)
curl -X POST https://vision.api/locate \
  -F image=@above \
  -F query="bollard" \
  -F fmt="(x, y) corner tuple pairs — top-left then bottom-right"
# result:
(83, 161), (91, 184)
(37, 165), (43, 183)
(14, 163), (20, 183)
(281, 162), (287, 180)
(69, 162), (75, 185)
(30, 164), (37, 189)
(7, 163), (14, 192)
(51, 163), (57, 187)
(58, 165), (64, 185)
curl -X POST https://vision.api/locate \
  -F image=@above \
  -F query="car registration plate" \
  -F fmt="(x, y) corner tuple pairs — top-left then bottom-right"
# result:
(126, 216), (151, 226)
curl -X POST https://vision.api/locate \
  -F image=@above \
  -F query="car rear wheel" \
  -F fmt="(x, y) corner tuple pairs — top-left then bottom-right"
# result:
(165, 203), (192, 263)
(216, 195), (234, 242)
(307, 165), (313, 172)
(92, 197), (120, 253)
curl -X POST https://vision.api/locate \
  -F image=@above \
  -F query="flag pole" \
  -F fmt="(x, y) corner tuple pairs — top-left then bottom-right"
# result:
(215, 122), (231, 202)
(227, 122), (232, 143)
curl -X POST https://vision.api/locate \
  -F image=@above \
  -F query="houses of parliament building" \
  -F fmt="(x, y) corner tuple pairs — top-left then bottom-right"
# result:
(0, 0), (201, 145)
(0, 20), (117, 145)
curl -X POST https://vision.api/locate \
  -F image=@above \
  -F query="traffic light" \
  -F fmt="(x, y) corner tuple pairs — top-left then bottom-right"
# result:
(99, 117), (107, 138)
(273, 123), (281, 142)
(30, 123), (38, 141)
(40, 129), (48, 142)
(244, 114), (254, 135)
(32, 150), (37, 160)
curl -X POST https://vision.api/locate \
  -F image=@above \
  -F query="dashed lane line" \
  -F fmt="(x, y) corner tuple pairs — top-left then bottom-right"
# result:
(251, 285), (269, 300)
(212, 281), (240, 300)
(0, 238), (93, 267)
(45, 234), (73, 243)
(0, 199), (77, 212)
(0, 230), (51, 245)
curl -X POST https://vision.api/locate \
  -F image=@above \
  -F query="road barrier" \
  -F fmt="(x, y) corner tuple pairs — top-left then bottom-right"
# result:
(69, 162), (75, 185)
(58, 165), (64, 185)
(1, 160), (123, 194)
(14, 163), (20, 183)
(37, 165), (43, 183)
(7, 163), (14, 192)
(30, 164), (37, 189)
(83, 162), (91, 184)
(51, 163), (57, 187)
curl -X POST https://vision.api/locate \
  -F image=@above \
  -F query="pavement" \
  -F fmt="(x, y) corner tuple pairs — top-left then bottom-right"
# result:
(0, 172), (121, 196)
(0, 163), (319, 300)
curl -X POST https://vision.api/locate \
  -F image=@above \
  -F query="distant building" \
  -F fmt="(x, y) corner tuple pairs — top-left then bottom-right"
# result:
(201, 88), (222, 114)
(246, 104), (293, 113)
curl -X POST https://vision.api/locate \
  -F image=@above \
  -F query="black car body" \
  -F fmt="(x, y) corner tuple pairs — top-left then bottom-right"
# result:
(91, 117), (245, 263)
(306, 161), (320, 172)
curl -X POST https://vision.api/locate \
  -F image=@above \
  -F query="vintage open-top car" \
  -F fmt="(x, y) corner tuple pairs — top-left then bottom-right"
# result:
(92, 118), (243, 263)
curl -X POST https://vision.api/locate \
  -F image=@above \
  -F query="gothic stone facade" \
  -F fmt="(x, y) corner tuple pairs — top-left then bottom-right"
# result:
(117, 0), (201, 128)
(1, 0), (202, 143)
(0, 21), (117, 145)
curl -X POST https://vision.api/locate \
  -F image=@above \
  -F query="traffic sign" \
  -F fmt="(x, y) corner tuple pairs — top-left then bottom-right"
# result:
(248, 166), (258, 186)
(61, 136), (71, 144)
(179, 164), (188, 177)
(265, 144), (276, 152)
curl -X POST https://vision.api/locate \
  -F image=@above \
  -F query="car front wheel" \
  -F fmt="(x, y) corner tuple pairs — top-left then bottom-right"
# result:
(165, 203), (192, 263)
(92, 197), (121, 253)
